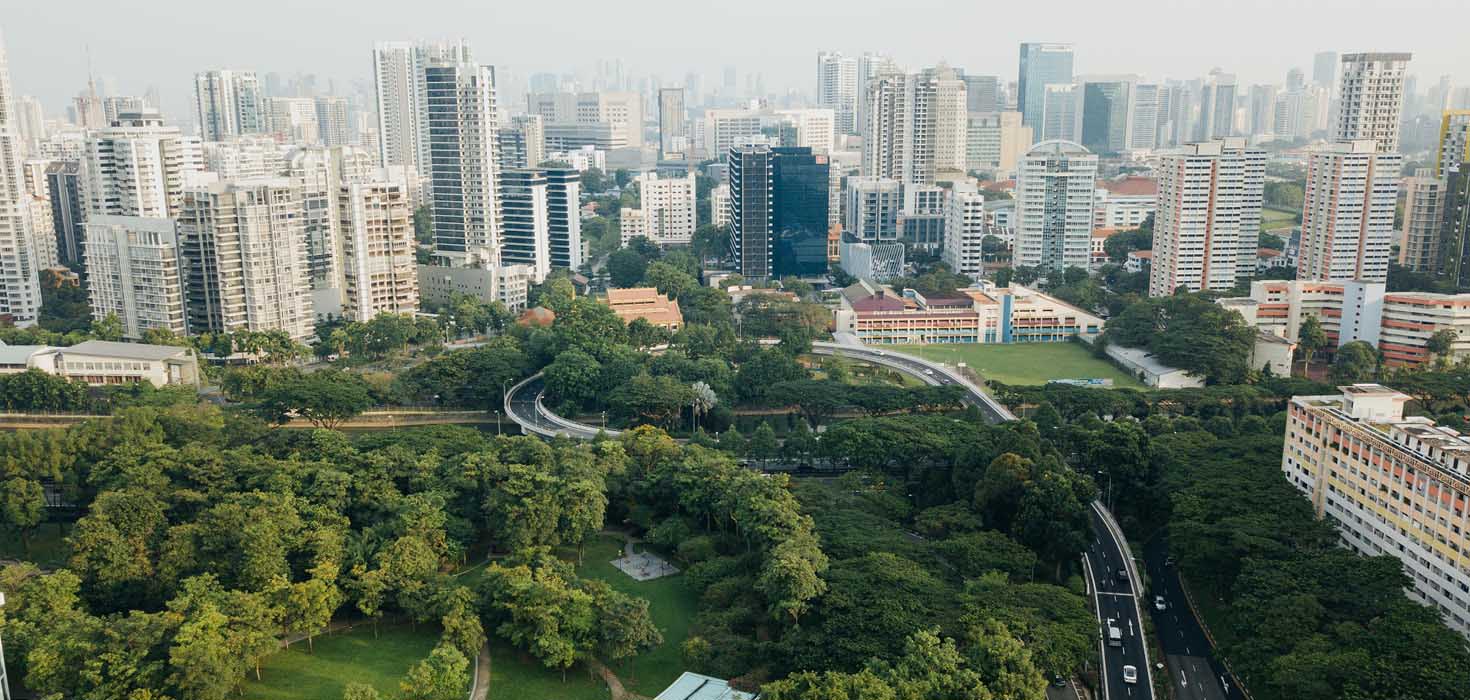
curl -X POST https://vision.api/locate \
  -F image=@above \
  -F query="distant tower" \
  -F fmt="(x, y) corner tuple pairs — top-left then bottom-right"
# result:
(193, 70), (266, 141)
(0, 28), (40, 323)
(816, 52), (859, 135)
(1017, 43), (1075, 139)
(1334, 53), (1411, 153)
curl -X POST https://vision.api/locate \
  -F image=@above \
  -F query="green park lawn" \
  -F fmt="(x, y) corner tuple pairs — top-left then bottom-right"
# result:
(892, 342), (1145, 388)
(240, 623), (442, 700)
(1261, 207), (1299, 228)
(573, 534), (698, 696)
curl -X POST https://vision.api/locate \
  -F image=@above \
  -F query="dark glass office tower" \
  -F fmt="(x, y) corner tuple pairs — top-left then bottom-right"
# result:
(771, 147), (830, 277)
(728, 143), (772, 279)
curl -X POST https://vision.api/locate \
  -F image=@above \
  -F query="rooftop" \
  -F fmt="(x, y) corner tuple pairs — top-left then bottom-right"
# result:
(63, 340), (191, 361)
(655, 672), (757, 700)
(1099, 176), (1158, 197)
(0, 344), (54, 364)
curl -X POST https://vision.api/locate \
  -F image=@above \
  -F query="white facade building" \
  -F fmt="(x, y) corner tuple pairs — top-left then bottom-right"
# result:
(372, 40), (474, 192)
(84, 110), (203, 219)
(1298, 140), (1402, 283)
(177, 178), (315, 341)
(1335, 53), (1411, 153)
(339, 177), (419, 321)
(0, 29), (38, 323)
(621, 172), (697, 246)
(83, 215), (187, 338)
(1014, 140), (1096, 271)
(844, 176), (902, 243)
(943, 186), (987, 277)
(424, 58), (503, 269)
(861, 67), (968, 186)
(1148, 139), (1265, 296)
(817, 52), (860, 135)
(710, 183), (730, 229)
(774, 109), (836, 155)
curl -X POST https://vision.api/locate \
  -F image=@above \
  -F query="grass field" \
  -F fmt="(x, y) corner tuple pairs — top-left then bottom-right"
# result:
(573, 534), (697, 696)
(1261, 207), (1299, 228)
(241, 623), (442, 700)
(892, 342), (1145, 388)
(487, 641), (612, 700)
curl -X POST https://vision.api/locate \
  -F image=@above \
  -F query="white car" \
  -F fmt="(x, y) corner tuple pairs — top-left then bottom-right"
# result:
(1154, 595), (1167, 611)
(1122, 665), (1138, 684)
(923, 369), (934, 376)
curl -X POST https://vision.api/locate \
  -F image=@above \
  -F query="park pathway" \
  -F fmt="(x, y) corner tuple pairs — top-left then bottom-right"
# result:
(469, 642), (491, 700)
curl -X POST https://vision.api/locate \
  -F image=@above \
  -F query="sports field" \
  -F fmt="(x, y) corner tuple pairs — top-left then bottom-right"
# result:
(892, 342), (1144, 388)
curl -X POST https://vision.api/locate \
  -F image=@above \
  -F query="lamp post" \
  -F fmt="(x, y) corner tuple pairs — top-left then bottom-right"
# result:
(494, 409), (502, 436)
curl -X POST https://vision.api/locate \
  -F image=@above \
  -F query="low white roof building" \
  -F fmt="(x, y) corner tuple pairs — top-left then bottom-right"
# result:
(655, 672), (757, 700)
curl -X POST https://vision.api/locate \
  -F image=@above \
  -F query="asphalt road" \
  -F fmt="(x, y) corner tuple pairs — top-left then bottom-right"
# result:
(1086, 508), (1153, 700)
(1143, 535), (1242, 700)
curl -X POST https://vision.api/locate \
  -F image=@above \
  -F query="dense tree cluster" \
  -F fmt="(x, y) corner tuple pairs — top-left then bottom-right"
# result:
(0, 409), (641, 698)
(1102, 293), (1257, 384)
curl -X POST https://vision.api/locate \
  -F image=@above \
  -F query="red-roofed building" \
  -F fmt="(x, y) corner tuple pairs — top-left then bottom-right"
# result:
(1094, 176), (1157, 230)
(1125, 249), (1153, 273)
(1091, 227), (1122, 267)
(835, 280), (1104, 344)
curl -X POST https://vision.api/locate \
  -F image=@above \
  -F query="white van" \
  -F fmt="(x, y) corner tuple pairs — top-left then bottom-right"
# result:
(1106, 619), (1123, 647)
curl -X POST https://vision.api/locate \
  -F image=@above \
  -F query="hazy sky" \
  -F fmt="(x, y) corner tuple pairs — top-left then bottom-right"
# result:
(5, 0), (1467, 118)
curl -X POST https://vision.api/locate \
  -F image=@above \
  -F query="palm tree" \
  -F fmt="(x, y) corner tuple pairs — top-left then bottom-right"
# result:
(690, 381), (718, 432)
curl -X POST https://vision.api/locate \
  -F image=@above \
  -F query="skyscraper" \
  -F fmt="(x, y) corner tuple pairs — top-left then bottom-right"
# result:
(964, 75), (1001, 113)
(1018, 43), (1075, 138)
(177, 178), (315, 341)
(816, 52), (859, 135)
(1441, 164), (1470, 289)
(84, 109), (202, 219)
(315, 96), (350, 147)
(498, 114), (545, 170)
(193, 70), (266, 141)
(339, 176), (419, 321)
(1080, 78), (1133, 154)
(1335, 53), (1411, 153)
(372, 40), (474, 192)
(1197, 71), (1237, 140)
(544, 168), (581, 271)
(45, 162), (85, 268)
(770, 147), (830, 277)
(83, 215), (187, 338)
(1129, 84), (1160, 149)
(1397, 170), (1445, 273)
(861, 67), (967, 185)
(1040, 83), (1079, 142)
(729, 143), (772, 279)
(500, 169), (551, 282)
(424, 58), (502, 268)
(1436, 111), (1470, 178)
(1014, 140), (1097, 271)
(1148, 139), (1266, 296)
(1313, 51), (1338, 88)
(0, 29), (39, 323)
(1298, 140), (1402, 282)
(966, 111), (1031, 176)
(658, 87), (686, 157)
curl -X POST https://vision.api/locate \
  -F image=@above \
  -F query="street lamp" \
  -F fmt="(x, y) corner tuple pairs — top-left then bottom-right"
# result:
(494, 409), (502, 436)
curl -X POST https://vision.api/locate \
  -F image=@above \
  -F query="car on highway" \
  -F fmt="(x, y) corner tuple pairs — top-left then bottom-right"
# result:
(1154, 595), (1167, 611)
(923, 368), (934, 375)
(1116, 568), (1128, 583)
(872, 350), (885, 356)
(1106, 619), (1123, 647)
(1122, 665), (1138, 684)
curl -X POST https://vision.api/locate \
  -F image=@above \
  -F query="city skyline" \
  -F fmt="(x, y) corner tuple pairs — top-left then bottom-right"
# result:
(5, 0), (1467, 119)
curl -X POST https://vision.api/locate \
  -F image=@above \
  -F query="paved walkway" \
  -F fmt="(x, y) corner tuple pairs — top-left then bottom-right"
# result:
(469, 642), (490, 700)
